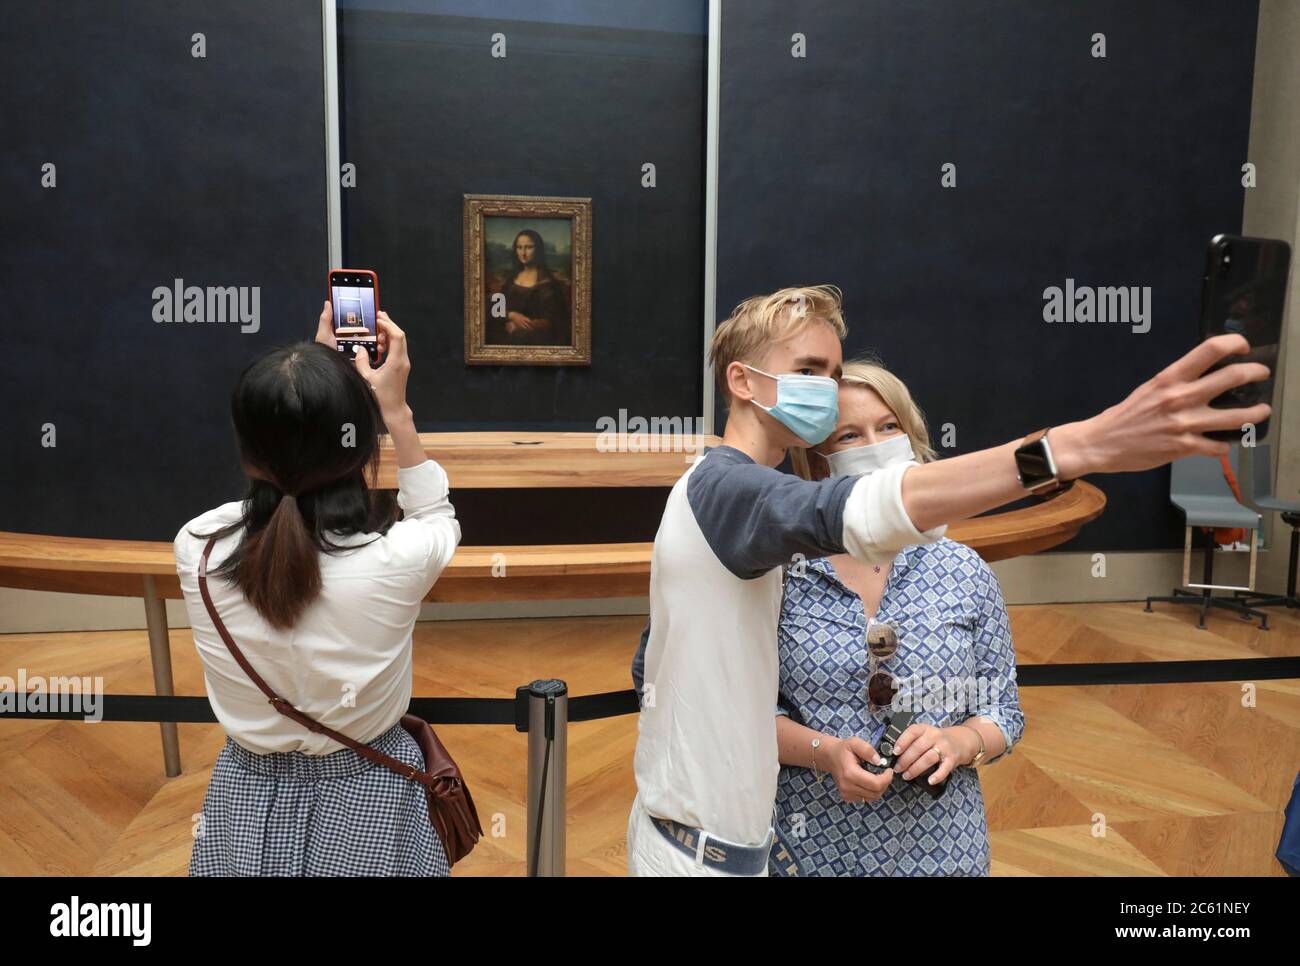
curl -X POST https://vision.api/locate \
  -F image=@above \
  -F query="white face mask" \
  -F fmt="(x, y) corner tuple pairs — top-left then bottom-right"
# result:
(817, 433), (915, 477)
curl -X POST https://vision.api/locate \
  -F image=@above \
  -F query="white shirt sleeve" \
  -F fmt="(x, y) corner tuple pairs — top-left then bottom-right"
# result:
(840, 461), (946, 567)
(392, 459), (462, 585)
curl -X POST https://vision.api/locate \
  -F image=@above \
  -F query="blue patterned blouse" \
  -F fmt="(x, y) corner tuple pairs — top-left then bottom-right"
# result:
(774, 538), (1024, 876)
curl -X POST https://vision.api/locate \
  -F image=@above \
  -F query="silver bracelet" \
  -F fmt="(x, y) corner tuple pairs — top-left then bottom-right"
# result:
(810, 736), (823, 779)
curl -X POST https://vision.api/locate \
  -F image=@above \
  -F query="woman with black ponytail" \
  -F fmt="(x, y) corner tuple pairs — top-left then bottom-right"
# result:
(176, 303), (461, 876)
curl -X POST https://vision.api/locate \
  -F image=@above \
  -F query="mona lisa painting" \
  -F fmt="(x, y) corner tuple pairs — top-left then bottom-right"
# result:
(463, 194), (592, 365)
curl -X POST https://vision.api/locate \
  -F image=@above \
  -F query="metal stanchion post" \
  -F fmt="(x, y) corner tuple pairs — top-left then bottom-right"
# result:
(524, 678), (567, 877)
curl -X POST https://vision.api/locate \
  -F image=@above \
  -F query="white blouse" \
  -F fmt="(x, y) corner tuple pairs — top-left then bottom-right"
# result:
(174, 459), (461, 755)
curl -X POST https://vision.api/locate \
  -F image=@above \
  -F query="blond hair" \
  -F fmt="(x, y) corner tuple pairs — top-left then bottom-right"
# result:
(708, 285), (847, 397)
(791, 355), (938, 480)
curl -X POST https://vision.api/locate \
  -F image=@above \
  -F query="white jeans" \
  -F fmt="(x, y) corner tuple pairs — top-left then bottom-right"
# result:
(626, 793), (770, 877)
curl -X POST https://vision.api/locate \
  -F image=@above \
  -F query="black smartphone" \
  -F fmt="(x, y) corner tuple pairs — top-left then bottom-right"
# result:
(859, 710), (947, 800)
(1198, 234), (1289, 442)
(327, 268), (382, 367)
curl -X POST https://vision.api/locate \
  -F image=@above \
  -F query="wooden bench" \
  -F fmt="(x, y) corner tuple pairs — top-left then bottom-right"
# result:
(0, 431), (1105, 776)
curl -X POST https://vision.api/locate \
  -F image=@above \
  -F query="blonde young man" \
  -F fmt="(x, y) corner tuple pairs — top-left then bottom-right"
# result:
(627, 284), (1270, 877)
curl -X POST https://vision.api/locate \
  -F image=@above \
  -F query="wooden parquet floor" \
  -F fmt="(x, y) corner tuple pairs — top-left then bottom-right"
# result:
(1, 601), (1297, 876)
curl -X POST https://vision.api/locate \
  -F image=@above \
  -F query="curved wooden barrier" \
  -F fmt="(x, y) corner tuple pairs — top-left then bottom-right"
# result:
(0, 480), (1105, 599)
(375, 431), (717, 489)
(948, 479), (1108, 562)
(0, 537), (656, 603)
(0, 474), (1105, 776)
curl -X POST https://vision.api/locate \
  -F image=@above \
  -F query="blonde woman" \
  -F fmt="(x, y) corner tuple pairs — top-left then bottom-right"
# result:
(774, 358), (1024, 876)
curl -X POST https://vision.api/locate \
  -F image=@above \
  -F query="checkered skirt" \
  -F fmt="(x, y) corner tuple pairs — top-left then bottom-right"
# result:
(189, 721), (450, 876)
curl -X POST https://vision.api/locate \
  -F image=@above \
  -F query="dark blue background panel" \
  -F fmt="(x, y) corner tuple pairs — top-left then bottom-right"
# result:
(2, 0), (329, 541)
(337, 3), (707, 431)
(717, 0), (1259, 552)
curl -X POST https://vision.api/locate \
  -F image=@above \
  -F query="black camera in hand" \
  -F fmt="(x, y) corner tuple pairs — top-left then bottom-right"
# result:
(859, 710), (948, 800)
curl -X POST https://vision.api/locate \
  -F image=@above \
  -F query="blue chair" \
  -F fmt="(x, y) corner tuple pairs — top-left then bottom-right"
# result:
(1233, 443), (1300, 613)
(1144, 446), (1268, 629)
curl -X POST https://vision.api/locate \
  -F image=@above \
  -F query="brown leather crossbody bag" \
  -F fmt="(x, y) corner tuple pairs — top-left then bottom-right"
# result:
(197, 535), (482, 865)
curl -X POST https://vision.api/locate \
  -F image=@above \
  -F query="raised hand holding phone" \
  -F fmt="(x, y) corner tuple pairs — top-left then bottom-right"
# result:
(316, 298), (390, 359)
(357, 313), (424, 470)
(1196, 234), (1290, 441)
(314, 303), (421, 467)
(351, 313), (410, 418)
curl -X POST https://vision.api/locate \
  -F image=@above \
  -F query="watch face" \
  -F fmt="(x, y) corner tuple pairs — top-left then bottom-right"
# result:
(1017, 439), (1055, 487)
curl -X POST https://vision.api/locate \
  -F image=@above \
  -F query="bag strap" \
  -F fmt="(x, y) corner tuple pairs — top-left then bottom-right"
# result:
(197, 536), (432, 788)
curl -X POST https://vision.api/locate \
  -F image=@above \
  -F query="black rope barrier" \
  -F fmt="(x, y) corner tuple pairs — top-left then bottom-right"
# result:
(1014, 655), (1300, 687)
(1, 657), (1297, 724)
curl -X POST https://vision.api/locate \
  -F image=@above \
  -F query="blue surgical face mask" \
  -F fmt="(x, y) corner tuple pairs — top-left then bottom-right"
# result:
(816, 433), (915, 477)
(743, 364), (840, 445)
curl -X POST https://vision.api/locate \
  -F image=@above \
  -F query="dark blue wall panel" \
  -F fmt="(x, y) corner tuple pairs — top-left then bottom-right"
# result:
(337, 2), (707, 431)
(2, 0), (328, 541)
(718, 0), (1259, 551)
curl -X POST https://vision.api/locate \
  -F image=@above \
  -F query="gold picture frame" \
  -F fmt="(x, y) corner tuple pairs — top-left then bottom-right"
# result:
(463, 194), (592, 366)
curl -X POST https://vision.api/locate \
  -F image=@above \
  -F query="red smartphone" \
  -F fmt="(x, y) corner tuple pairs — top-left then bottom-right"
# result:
(327, 268), (382, 366)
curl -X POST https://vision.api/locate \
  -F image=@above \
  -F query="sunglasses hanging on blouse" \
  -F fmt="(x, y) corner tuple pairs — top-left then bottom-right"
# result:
(865, 618), (899, 713)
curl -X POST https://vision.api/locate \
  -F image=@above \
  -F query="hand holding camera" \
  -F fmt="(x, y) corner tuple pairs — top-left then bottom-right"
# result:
(822, 735), (894, 804)
(890, 718), (975, 797)
(858, 711), (955, 800)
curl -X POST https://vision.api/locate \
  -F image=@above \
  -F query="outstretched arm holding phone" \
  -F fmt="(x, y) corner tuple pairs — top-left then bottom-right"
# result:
(893, 333), (1269, 534)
